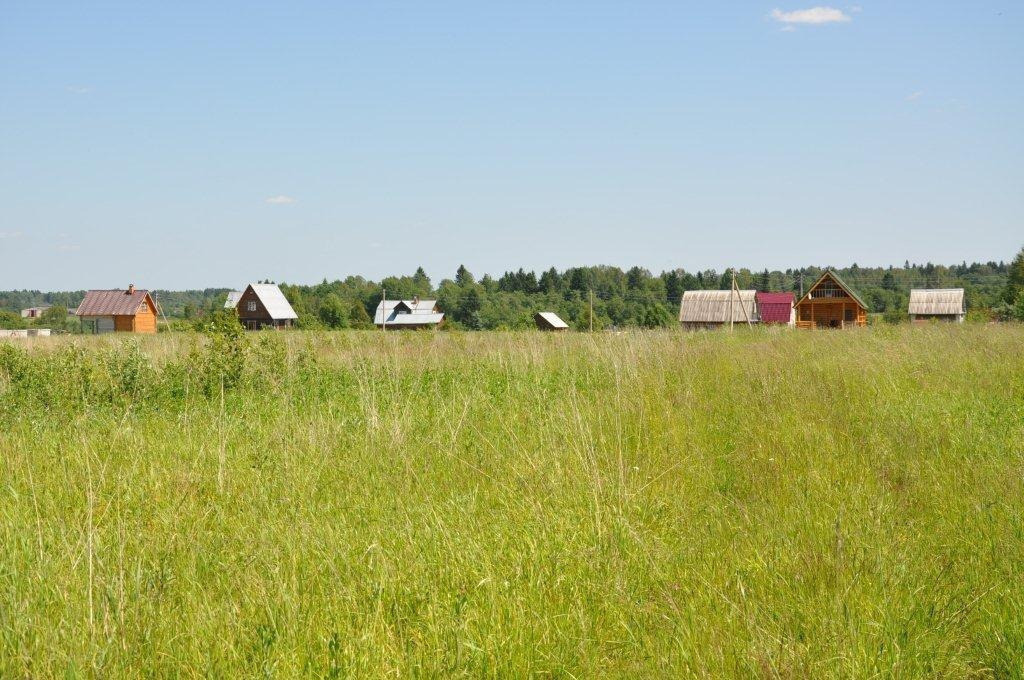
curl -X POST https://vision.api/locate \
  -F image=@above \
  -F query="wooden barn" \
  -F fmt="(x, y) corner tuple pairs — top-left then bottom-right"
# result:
(535, 311), (569, 331)
(794, 270), (867, 329)
(678, 290), (757, 330)
(908, 289), (965, 323)
(76, 285), (158, 334)
(231, 283), (298, 330)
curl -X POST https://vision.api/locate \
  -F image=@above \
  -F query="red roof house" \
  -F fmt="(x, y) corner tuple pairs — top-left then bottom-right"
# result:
(756, 292), (795, 325)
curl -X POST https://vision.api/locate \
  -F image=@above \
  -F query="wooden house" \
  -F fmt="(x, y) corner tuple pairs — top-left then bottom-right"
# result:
(76, 285), (158, 334)
(535, 311), (569, 331)
(230, 284), (298, 329)
(374, 297), (444, 330)
(794, 270), (867, 329)
(678, 290), (757, 330)
(908, 289), (965, 323)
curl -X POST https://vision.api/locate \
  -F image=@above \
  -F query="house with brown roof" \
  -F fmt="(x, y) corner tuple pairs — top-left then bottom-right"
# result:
(76, 285), (158, 334)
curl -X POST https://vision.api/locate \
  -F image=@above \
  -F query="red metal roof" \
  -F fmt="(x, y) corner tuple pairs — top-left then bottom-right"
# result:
(76, 289), (152, 316)
(756, 291), (794, 324)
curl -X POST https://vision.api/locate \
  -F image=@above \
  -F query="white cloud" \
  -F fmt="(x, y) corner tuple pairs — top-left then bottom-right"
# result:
(0, 230), (23, 239)
(849, 5), (863, 12)
(770, 7), (852, 24)
(66, 85), (91, 94)
(780, 24), (797, 32)
(906, 91), (925, 101)
(57, 244), (80, 252)
(265, 195), (296, 205)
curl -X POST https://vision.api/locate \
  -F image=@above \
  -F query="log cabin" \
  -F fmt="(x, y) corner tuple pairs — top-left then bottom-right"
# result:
(76, 285), (158, 334)
(794, 270), (868, 329)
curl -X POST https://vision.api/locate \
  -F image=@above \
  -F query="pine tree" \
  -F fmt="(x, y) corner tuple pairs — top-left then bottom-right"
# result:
(412, 267), (431, 294)
(455, 265), (474, 287)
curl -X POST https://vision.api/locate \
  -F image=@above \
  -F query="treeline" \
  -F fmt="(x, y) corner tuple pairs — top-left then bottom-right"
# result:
(276, 258), (1017, 330)
(3, 251), (1023, 331)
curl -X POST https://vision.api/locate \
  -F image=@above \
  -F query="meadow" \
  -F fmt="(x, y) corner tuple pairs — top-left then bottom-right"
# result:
(0, 326), (1022, 678)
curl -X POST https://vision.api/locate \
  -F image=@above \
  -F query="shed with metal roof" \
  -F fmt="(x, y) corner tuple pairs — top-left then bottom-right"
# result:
(678, 290), (757, 329)
(908, 289), (965, 323)
(756, 291), (795, 325)
(535, 311), (569, 331)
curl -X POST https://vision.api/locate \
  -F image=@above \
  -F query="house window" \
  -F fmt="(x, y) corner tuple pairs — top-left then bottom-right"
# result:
(247, 301), (257, 312)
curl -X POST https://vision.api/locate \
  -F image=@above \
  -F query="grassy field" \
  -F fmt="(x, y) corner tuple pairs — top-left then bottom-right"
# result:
(1, 326), (1022, 678)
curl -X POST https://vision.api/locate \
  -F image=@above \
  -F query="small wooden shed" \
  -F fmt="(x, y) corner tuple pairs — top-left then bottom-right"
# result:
(535, 311), (569, 331)
(794, 270), (867, 329)
(756, 292), (795, 325)
(908, 289), (965, 323)
(76, 285), (158, 334)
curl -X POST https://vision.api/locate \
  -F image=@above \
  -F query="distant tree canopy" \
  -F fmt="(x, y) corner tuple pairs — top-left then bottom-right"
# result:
(1, 256), (1016, 330)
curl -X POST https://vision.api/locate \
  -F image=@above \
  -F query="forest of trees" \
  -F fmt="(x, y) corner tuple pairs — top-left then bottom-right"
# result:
(3, 250), (1023, 331)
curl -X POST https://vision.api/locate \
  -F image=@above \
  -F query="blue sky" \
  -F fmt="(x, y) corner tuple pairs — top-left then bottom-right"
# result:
(1, 1), (1021, 290)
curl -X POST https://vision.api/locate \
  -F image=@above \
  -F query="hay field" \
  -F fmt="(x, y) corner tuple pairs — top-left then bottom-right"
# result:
(1, 326), (1022, 677)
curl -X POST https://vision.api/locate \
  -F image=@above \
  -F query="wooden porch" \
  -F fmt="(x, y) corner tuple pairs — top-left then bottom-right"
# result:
(795, 298), (867, 329)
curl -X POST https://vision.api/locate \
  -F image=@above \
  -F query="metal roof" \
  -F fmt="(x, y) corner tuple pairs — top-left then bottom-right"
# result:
(908, 288), (965, 315)
(378, 313), (445, 326)
(535, 311), (569, 329)
(374, 299), (442, 324)
(679, 290), (757, 323)
(246, 284), (298, 320)
(224, 291), (243, 309)
(76, 289), (153, 316)
(756, 291), (794, 324)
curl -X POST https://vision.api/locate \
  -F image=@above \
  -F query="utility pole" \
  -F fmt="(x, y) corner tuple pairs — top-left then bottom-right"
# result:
(729, 269), (752, 330)
(799, 272), (804, 298)
(729, 269), (735, 332)
(381, 288), (386, 332)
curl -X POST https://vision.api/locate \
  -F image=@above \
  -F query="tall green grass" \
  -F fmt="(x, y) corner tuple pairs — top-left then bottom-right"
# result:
(1, 326), (1022, 677)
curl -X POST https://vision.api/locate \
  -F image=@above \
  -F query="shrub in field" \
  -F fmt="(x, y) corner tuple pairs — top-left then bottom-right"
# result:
(194, 311), (249, 396)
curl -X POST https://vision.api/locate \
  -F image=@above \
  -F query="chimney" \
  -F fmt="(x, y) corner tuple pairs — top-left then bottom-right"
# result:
(127, 284), (135, 295)
(413, 295), (419, 306)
